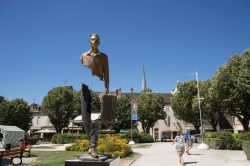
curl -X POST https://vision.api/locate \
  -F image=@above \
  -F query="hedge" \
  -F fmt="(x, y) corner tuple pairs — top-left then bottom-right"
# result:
(242, 140), (250, 160)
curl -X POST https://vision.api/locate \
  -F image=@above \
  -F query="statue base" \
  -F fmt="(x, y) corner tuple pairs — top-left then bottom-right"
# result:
(65, 153), (120, 166)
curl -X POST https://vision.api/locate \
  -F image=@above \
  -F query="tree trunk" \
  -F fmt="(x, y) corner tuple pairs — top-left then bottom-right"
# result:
(145, 126), (150, 134)
(236, 114), (249, 131)
(242, 117), (250, 131)
(212, 123), (217, 131)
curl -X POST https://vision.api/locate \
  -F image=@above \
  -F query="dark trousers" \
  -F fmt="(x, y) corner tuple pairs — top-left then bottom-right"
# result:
(81, 84), (101, 149)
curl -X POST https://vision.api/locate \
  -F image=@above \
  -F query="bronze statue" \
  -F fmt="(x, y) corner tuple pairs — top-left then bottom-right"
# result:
(79, 34), (116, 159)
(80, 34), (109, 94)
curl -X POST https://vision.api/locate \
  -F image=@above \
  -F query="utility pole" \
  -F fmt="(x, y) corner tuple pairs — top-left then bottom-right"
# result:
(195, 72), (209, 150)
(195, 72), (203, 142)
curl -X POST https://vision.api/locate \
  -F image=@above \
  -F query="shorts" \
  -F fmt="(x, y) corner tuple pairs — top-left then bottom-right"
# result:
(176, 146), (185, 156)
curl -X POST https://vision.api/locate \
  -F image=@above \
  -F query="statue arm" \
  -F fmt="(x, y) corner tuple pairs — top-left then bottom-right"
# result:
(103, 55), (109, 94)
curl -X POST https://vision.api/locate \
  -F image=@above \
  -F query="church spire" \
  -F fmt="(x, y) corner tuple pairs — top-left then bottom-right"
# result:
(142, 65), (147, 92)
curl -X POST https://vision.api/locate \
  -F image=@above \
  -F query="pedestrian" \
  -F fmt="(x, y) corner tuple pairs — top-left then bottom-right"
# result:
(185, 127), (192, 154)
(172, 130), (185, 165)
(19, 138), (28, 150)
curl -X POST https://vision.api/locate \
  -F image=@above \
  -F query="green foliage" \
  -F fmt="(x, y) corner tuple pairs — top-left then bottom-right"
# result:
(239, 132), (250, 141)
(41, 86), (75, 133)
(204, 132), (217, 138)
(138, 93), (166, 133)
(72, 90), (101, 116)
(90, 91), (101, 113)
(213, 131), (234, 149)
(138, 132), (154, 143)
(66, 135), (133, 158)
(204, 138), (223, 149)
(242, 140), (250, 160)
(125, 129), (140, 138)
(115, 95), (132, 131)
(204, 131), (250, 150)
(28, 151), (83, 166)
(72, 91), (81, 117)
(66, 139), (89, 152)
(210, 49), (250, 131)
(231, 134), (242, 150)
(0, 98), (32, 131)
(27, 137), (39, 145)
(51, 133), (88, 144)
(171, 80), (201, 131)
(115, 133), (126, 139)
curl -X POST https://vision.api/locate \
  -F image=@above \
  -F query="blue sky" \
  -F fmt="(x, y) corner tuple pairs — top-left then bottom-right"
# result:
(1, 0), (250, 105)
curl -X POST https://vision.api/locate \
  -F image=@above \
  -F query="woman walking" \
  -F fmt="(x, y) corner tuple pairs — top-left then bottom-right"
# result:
(185, 127), (192, 154)
(172, 130), (185, 165)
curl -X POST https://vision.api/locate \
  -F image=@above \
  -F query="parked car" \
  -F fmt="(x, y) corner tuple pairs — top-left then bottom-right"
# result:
(191, 134), (202, 143)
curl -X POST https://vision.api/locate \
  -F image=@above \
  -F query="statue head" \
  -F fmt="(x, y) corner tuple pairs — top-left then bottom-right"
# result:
(90, 34), (100, 48)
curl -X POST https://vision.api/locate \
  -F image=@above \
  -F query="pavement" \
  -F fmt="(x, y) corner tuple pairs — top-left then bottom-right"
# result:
(18, 142), (250, 166)
(130, 142), (250, 166)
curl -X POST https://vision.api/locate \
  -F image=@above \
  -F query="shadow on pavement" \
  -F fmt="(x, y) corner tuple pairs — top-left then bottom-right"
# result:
(184, 161), (198, 165)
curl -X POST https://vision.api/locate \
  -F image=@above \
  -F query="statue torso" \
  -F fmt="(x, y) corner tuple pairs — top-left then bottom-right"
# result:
(81, 51), (108, 80)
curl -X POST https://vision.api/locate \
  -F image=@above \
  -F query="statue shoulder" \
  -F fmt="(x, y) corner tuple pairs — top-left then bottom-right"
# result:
(82, 51), (91, 57)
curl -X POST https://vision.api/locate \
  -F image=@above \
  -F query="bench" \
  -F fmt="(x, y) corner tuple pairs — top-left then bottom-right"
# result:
(24, 145), (32, 157)
(0, 148), (23, 166)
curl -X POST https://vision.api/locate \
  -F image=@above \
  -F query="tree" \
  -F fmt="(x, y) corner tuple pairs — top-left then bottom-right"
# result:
(72, 90), (101, 116)
(171, 80), (201, 132)
(211, 49), (250, 130)
(0, 98), (32, 131)
(201, 80), (221, 131)
(90, 91), (101, 113)
(138, 93), (166, 133)
(41, 86), (74, 133)
(115, 95), (131, 131)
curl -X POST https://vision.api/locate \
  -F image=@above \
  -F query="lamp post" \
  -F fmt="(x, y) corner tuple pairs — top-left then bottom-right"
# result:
(129, 88), (135, 145)
(195, 72), (209, 150)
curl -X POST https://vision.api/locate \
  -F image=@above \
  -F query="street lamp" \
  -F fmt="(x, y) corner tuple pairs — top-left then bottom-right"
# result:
(195, 72), (209, 150)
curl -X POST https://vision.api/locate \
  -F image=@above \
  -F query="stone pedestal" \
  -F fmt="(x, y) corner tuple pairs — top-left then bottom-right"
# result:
(65, 154), (120, 166)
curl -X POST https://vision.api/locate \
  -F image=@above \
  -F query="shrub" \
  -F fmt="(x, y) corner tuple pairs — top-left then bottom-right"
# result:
(125, 129), (140, 143)
(125, 129), (140, 138)
(204, 132), (217, 138)
(51, 133), (60, 143)
(116, 133), (126, 139)
(204, 138), (223, 149)
(239, 132), (250, 141)
(51, 133), (88, 144)
(231, 134), (242, 150)
(214, 131), (233, 149)
(96, 135), (133, 158)
(242, 140), (250, 160)
(66, 139), (89, 152)
(27, 137), (39, 145)
(66, 135), (133, 158)
(138, 132), (154, 143)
